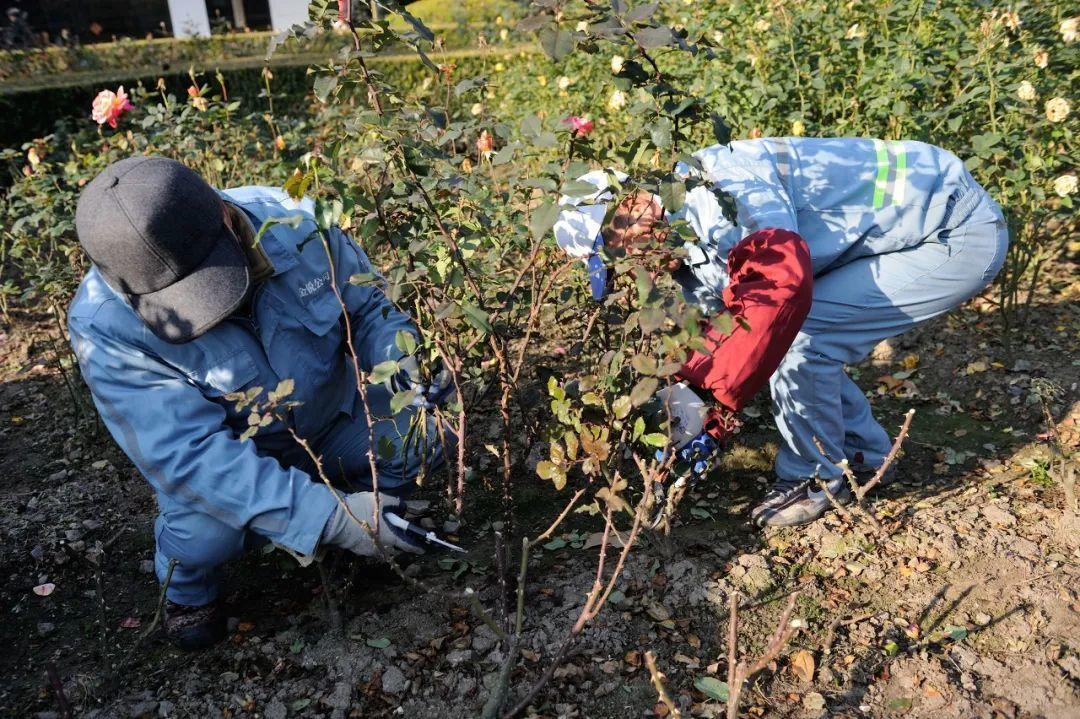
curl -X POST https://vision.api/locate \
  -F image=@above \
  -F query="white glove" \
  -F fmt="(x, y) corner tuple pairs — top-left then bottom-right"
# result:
(384, 356), (455, 410)
(320, 492), (425, 556)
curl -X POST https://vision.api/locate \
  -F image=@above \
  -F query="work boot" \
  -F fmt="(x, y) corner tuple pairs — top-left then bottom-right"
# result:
(164, 599), (226, 650)
(751, 476), (851, 527)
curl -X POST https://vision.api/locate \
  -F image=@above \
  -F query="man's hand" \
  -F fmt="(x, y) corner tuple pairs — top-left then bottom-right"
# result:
(320, 492), (425, 557)
(384, 356), (455, 410)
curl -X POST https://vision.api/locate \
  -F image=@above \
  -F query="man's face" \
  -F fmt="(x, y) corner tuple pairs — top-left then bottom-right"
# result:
(603, 191), (682, 272)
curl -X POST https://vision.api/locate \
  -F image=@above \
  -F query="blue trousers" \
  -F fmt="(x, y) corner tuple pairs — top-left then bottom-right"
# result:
(155, 386), (447, 605)
(770, 188), (1009, 482)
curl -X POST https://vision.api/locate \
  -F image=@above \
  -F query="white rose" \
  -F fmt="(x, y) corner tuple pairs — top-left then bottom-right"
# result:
(1054, 174), (1078, 197)
(499, 28), (508, 42)
(1033, 47), (1049, 69)
(712, 30), (723, 44)
(557, 75), (572, 90)
(753, 19), (770, 32)
(1061, 16), (1078, 43)
(576, 21), (588, 32)
(1045, 97), (1070, 123)
(1016, 81), (1037, 101)
(611, 55), (625, 74)
(607, 89), (627, 111)
(470, 103), (483, 116)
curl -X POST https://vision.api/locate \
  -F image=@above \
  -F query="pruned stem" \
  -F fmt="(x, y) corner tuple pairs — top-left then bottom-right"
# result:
(645, 651), (682, 718)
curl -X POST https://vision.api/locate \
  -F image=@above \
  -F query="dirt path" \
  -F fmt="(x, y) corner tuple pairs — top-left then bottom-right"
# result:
(1, 266), (1077, 719)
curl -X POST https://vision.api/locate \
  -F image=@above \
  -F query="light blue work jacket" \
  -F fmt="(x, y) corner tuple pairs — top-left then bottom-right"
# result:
(671, 137), (985, 312)
(68, 186), (414, 555)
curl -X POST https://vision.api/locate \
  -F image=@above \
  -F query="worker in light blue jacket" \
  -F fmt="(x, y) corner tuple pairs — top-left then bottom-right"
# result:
(555, 137), (1008, 526)
(68, 157), (450, 650)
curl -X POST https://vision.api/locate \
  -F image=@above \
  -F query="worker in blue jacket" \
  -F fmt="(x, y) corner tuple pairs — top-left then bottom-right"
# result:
(555, 137), (1009, 526)
(68, 156), (450, 649)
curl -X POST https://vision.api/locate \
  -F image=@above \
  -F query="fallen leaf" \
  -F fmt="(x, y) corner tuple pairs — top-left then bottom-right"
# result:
(694, 675), (729, 701)
(646, 602), (671, 622)
(32, 583), (56, 597)
(237, 621), (255, 632)
(789, 649), (815, 684)
(119, 616), (141, 629)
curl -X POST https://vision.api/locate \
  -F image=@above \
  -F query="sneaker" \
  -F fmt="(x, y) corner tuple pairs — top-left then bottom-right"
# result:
(751, 477), (851, 528)
(164, 599), (226, 650)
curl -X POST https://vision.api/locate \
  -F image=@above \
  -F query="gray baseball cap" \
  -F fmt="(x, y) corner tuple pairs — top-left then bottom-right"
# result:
(75, 156), (250, 343)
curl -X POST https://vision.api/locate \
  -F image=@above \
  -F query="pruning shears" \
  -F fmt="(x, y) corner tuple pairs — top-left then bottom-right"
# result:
(384, 512), (466, 554)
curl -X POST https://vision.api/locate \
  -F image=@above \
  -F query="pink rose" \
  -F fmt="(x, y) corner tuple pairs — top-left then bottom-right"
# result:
(562, 115), (594, 137)
(91, 86), (134, 129)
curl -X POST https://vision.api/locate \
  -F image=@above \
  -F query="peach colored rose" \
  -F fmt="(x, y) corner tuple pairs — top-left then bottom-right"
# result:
(476, 129), (494, 156)
(91, 86), (133, 129)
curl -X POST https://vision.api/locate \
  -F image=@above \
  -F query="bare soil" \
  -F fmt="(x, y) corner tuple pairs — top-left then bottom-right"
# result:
(1, 264), (1078, 719)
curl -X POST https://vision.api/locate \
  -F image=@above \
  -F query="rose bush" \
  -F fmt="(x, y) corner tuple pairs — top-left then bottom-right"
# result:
(0, 1), (1076, 711)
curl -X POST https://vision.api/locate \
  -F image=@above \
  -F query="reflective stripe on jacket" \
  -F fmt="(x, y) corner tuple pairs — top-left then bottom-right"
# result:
(672, 137), (986, 312)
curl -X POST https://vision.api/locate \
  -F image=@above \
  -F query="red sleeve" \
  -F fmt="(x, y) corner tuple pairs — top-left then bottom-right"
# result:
(677, 228), (812, 426)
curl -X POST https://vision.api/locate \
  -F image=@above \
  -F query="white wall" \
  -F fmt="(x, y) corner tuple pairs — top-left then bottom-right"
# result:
(167, 0), (212, 38)
(267, 0), (312, 31)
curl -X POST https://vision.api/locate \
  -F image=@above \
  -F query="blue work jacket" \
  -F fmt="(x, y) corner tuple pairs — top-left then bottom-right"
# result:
(68, 186), (415, 555)
(555, 138), (985, 313)
(671, 137), (985, 312)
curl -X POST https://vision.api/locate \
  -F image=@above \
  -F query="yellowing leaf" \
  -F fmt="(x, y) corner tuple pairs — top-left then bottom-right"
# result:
(789, 649), (815, 684)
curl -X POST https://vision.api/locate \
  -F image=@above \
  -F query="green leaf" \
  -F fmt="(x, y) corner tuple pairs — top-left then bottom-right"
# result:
(694, 676), (729, 701)
(633, 416), (646, 441)
(562, 179), (601, 197)
(536, 461), (557, 480)
(539, 27), (575, 60)
(461, 303), (492, 333)
(394, 330), (418, 356)
(712, 311), (734, 336)
(313, 74), (338, 103)
(289, 638), (304, 654)
(945, 625), (968, 641)
(631, 354), (658, 375)
(625, 2), (659, 23)
(630, 377), (659, 406)
(530, 199), (561, 241)
(970, 132), (1002, 158)
(637, 26), (673, 49)
(521, 113), (542, 137)
(612, 396), (632, 419)
(290, 698), (311, 711)
(267, 378), (295, 403)
(366, 637), (391, 649)
(634, 267), (654, 304)
(642, 432), (669, 448)
(659, 178), (686, 212)
(390, 389), (417, 415)
(369, 360), (399, 384)
(543, 537), (567, 551)
(649, 117), (673, 148)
